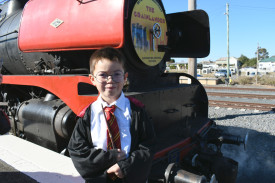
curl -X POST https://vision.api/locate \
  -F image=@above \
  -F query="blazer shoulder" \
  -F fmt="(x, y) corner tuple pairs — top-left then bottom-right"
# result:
(126, 96), (145, 108)
(77, 102), (93, 118)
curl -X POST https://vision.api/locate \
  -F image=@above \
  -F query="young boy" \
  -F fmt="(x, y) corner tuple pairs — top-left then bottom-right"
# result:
(68, 47), (156, 183)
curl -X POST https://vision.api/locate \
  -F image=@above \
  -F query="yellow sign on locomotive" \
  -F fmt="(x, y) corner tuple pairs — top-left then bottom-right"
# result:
(131, 0), (168, 66)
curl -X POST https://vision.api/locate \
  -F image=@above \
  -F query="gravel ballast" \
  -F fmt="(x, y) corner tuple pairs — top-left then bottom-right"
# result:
(209, 106), (275, 183)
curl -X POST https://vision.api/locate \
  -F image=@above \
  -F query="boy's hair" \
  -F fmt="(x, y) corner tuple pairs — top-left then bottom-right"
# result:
(89, 47), (126, 74)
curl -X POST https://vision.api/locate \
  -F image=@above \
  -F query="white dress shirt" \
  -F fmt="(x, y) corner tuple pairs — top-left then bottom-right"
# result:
(90, 92), (131, 156)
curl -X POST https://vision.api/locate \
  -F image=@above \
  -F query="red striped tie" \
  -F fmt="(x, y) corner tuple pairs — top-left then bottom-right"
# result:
(104, 105), (121, 181)
(104, 105), (121, 150)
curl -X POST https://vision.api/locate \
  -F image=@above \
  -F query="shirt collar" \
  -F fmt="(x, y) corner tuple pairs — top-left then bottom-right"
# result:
(93, 92), (126, 114)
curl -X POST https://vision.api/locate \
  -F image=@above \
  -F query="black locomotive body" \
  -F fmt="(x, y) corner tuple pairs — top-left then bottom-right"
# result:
(0, 0), (245, 182)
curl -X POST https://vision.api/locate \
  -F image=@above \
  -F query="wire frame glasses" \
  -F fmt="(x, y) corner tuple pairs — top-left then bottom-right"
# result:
(93, 71), (125, 83)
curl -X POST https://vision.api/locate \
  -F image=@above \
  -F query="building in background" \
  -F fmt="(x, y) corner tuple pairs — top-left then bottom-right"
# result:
(215, 57), (240, 74)
(258, 57), (275, 72)
(200, 61), (217, 74)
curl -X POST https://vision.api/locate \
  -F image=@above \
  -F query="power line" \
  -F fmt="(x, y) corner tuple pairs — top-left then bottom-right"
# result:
(231, 4), (275, 10)
(0, 0), (9, 4)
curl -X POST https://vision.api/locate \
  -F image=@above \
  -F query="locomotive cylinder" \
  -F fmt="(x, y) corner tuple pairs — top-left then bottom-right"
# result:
(16, 96), (76, 152)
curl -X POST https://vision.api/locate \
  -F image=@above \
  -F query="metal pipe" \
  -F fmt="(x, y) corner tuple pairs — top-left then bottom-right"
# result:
(174, 169), (207, 183)
(0, 30), (18, 38)
(165, 163), (207, 183)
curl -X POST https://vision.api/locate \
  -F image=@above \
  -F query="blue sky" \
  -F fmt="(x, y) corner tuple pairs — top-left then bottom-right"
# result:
(162, 0), (275, 62)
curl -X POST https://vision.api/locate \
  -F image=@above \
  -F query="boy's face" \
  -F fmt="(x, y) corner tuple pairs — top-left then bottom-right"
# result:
(89, 58), (128, 104)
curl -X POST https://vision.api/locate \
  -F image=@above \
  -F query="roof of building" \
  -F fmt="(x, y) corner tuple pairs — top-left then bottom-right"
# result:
(259, 57), (275, 63)
(216, 57), (238, 61)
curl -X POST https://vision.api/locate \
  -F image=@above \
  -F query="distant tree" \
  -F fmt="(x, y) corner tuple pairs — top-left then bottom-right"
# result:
(238, 54), (249, 67)
(169, 59), (175, 63)
(248, 57), (257, 67)
(242, 57), (257, 67)
(169, 65), (177, 69)
(197, 63), (203, 69)
(255, 48), (269, 60)
(178, 64), (185, 70)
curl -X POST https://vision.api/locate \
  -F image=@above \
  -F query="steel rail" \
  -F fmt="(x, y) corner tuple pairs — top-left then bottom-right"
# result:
(207, 92), (275, 100)
(209, 100), (275, 111)
(204, 86), (275, 92)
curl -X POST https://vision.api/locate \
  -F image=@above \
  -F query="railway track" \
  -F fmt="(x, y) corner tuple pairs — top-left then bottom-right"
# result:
(205, 86), (275, 111)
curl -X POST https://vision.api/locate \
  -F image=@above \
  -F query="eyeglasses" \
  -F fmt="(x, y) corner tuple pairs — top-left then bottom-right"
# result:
(93, 71), (125, 83)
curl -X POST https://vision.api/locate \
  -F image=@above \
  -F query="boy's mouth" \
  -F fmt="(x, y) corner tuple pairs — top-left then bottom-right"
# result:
(106, 85), (116, 90)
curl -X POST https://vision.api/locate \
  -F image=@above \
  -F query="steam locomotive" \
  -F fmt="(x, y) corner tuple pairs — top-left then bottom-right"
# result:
(0, 0), (246, 182)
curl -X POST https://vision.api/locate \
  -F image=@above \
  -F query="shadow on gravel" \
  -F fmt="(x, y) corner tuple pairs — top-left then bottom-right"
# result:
(218, 125), (275, 183)
(0, 172), (39, 183)
(214, 111), (272, 120)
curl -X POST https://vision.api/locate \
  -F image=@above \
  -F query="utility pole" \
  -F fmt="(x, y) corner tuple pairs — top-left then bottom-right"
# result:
(188, 0), (197, 78)
(225, 3), (230, 82)
(256, 43), (259, 85)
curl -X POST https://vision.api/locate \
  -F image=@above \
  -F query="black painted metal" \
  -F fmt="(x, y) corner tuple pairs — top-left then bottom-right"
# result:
(166, 10), (210, 58)
(131, 83), (208, 140)
(16, 97), (76, 152)
(0, 0), (55, 74)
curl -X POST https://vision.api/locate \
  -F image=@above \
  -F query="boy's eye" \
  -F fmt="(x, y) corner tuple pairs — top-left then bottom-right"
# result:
(97, 72), (108, 78)
(113, 72), (123, 77)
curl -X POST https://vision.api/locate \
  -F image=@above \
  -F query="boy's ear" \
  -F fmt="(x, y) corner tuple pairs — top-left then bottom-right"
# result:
(124, 72), (128, 81)
(124, 72), (128, 79)
(89, 74), (96, 86)
(124, 72), (128, 85)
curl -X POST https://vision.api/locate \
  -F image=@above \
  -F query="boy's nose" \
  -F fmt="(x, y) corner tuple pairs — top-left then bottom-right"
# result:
(106, 75), (114, 82)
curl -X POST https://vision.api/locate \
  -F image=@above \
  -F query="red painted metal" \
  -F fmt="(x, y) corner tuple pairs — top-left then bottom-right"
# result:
(153, 120), (212, 160)
(18, 0), (125, 52)
(197, 120), (213, 134)
(2, 75), (97, 115)
(153, 137), (193, 160)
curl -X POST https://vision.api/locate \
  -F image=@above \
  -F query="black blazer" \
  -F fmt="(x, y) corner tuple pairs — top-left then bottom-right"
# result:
(68, 100), (156, 183)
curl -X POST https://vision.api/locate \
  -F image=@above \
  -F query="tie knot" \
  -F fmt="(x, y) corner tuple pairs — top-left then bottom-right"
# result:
(104, 105), (116, 114)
